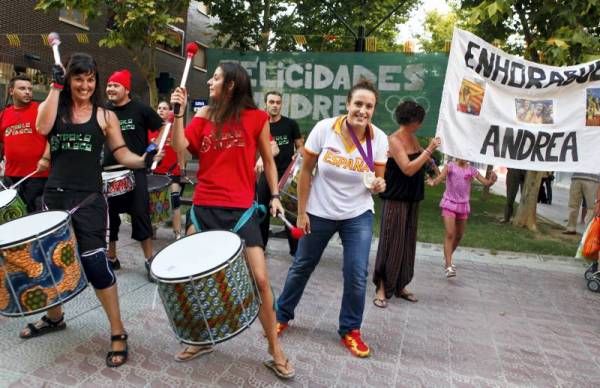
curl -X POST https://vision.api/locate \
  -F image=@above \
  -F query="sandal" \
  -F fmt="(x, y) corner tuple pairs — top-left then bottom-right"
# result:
(174, 345), (214, 362)
(264, 359), (295, 379)
(19, 314), (66, 339)
(372, 298), (387, 308)
(106, 333), (128, 368)
(399, 292), (418, 303)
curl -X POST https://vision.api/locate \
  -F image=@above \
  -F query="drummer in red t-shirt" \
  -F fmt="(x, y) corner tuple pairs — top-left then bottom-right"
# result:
(0, 75), (50, 211)
(148, 100), (187, 239)
(169, 63), (294, 379)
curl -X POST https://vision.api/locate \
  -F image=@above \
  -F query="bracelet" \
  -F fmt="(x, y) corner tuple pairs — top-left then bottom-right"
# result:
(41, 157), (50, 162)
(271, 193), (280, 199)
(111, 144), (127, 154)
(423, 149), (432, 156)
(51, 82), (64, 90)
(175, 114), (184, 118)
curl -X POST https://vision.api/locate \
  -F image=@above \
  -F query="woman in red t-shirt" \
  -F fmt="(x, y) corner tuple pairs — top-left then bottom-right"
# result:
(170, 63), (294, 379)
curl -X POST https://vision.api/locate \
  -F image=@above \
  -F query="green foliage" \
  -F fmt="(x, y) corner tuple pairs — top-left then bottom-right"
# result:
(35, 0), (191, 105)
(461, 0), (600, 65)
(417, 10), (457, 53)
(204, 0), (418, 52)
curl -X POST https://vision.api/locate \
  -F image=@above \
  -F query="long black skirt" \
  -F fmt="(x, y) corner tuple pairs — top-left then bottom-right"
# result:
(372, 199), (419, 299)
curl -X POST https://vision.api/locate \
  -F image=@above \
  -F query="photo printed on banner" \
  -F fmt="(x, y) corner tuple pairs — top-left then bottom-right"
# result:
(515, 99), (554, 124)
(586, 88), (600, 126)
(457, 77), (485, 116)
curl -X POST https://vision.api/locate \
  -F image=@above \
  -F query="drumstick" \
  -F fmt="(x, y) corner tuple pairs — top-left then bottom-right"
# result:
(277, 212), (305, 239)
(173, 42), (199, 115)
(47, 32), (62, 65)
(9, 169), (39, 189)
(151, 111), (174, 171)
(103, 164), (126, 171)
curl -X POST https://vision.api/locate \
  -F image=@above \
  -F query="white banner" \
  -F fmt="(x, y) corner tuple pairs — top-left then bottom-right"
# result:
(436, 28), (600, 173)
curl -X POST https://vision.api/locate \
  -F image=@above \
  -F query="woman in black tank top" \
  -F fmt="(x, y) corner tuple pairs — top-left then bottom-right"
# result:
(22, 53), (150, 368)
(372, 101), (441, 308)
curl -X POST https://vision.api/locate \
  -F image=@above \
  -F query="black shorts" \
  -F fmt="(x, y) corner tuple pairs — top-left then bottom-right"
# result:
(5, 176), (47, 213)
(43, 189), (107, 253)
(108, 170), (152, 242)
(185, 205), (264, 248)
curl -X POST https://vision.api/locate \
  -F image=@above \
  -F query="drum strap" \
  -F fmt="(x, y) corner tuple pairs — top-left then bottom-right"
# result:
(190, 202), (267, 233)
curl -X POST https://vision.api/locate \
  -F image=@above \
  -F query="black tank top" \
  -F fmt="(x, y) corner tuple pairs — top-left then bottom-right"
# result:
(379, 152), (425, 202)
(46, 105), (106, 192)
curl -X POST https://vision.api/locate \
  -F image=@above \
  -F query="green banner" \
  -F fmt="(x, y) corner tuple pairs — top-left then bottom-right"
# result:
(207, 49), (448, 136)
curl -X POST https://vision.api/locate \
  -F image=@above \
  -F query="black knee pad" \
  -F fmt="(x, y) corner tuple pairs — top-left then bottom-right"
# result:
(170, 191), (181, 209)
(80, 249), (116, 290)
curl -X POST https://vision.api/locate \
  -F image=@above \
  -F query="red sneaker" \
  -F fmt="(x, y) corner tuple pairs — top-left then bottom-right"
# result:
(341, 329), (370, 357)
(276, 322), (289, 337)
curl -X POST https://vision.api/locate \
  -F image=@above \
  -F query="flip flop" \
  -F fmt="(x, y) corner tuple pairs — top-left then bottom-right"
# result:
(372, 298), (387, 308)
(264, 359), (295, 379)
(174, 345), (214, 362)
(399, 293), (418, 303)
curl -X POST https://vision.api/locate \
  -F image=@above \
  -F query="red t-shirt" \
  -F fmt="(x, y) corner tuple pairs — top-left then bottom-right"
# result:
(0, 102), (49, 178)
(148, 129), (181, 176)
(185, 109), (268, 208)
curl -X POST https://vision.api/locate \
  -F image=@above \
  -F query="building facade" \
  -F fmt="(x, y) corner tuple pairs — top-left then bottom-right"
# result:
(0, 0), (214, 112)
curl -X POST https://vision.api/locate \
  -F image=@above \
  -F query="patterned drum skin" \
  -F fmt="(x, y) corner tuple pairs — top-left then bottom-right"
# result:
(278, 155), (303, 225)
(152, 231), (260, 346)
(0, 211), (88, 317)
(0, 189), (27, 225)
(147, 174), (171, 227)
(102, 170), (135, 197)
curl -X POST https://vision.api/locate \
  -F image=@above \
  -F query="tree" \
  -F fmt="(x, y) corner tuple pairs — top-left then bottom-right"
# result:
(461, 0), (600, 231)
(203, 0), (417, 52)
(35, 0), (190, 106)
(417, 10), (457, 53)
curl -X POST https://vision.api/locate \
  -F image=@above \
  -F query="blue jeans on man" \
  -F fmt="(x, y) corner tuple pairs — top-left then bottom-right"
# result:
(276, 210), (374, 336)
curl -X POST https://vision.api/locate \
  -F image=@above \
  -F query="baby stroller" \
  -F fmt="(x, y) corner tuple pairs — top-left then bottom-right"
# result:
(585, 262), (600, 292)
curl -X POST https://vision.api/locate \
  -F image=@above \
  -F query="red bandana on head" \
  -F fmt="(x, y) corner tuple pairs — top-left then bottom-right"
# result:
(108, 69), (131, 90)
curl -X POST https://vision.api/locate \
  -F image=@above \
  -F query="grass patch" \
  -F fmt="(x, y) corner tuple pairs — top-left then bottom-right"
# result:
(402, 184), (578, 256)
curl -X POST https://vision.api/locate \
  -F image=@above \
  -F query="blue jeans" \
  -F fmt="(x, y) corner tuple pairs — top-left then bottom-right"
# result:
(276, 210), (374, 336)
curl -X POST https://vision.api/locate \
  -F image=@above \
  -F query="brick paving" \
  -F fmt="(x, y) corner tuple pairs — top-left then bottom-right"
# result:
(0, 224), (598, 387)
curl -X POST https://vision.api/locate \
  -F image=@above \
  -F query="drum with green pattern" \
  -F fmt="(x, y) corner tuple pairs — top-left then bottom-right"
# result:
(0, 189), (27, 225)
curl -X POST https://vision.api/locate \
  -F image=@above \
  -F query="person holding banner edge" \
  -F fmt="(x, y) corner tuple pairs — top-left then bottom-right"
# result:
(169, 63), (294, 379)
(372, 101), (440, 307)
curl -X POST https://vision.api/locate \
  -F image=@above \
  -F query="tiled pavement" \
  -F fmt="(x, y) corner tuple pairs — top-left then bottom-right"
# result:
(1, 225), (599, 387)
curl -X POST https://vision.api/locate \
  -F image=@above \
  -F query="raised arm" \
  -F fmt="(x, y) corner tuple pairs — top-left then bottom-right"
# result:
(475, 170), (497, 187)
(36, 87), (62, 135)
(170, 87), (191, 152)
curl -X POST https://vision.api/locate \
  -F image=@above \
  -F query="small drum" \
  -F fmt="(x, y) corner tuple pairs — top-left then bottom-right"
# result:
(0, 189), (27, 225)
(0, 211), (88, 317)
(147, 174), (172, 226)
(151, 230), (260, 345)
(278, 155), (303, 224)
(102, 170), (135, 197)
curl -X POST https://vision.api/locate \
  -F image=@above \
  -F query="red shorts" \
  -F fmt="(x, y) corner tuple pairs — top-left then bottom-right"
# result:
(442, 208), (469, 220)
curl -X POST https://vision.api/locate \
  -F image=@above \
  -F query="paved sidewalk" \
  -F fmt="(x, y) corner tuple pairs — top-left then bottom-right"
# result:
(1, 223), (598, 387)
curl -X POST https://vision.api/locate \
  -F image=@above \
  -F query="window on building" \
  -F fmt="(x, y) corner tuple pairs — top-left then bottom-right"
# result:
(156, 25), (185, 57)
(59, 7), (89, 30)
(193, 42), (208, 71)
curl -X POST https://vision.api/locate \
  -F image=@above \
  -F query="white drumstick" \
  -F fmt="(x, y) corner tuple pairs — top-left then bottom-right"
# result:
(151, 111), (175, 171)
(48, 32), (62, 65)
(10, 169), (39, 189)
(103, 164), (126, 171)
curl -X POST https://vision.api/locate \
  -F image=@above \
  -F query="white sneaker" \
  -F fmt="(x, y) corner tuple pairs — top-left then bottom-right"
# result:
(445, 266), (456, 278)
